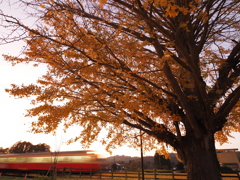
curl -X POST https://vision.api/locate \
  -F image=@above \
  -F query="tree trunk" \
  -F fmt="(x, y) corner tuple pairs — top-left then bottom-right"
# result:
(177, 134), (222, 180)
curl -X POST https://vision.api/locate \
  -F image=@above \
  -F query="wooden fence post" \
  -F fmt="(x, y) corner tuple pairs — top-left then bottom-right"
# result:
(138, 169), (141, 180)
(236, 169), (240, 180)
(154, 169), (156, 180)
(69, 168), (72, 178)
(125, 169), (128, 179)
(61, 168), (64, 176)
(111, 168), (114, 179)
(90, 168), (92, 178)
(79, 168), (82, 178)
(171, 169), (175, 180)
(99, 169), (102, 179)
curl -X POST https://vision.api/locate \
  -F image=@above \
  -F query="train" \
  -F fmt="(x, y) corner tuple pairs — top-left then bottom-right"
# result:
(0, 150), (101, 174)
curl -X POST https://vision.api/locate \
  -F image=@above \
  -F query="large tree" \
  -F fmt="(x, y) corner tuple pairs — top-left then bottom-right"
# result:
(0, 0), (239, 179)
(8, 141), (51, 153)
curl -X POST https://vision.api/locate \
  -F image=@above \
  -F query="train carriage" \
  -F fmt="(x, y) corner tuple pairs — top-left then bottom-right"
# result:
(0, 150), (101, 174)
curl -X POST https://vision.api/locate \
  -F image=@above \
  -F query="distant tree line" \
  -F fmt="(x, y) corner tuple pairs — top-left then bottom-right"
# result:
(107, 151), (185, 171)
(0, 141), (50, 153)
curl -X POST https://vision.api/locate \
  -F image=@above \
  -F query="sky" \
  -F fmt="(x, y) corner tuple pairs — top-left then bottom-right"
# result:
(0, 0), (239, 158)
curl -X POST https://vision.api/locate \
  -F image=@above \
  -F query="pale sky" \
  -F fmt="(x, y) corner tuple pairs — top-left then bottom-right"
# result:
(0, 1), (239, 158)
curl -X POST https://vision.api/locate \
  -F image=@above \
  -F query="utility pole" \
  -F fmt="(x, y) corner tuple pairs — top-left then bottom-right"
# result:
(140, 130), (145, 180)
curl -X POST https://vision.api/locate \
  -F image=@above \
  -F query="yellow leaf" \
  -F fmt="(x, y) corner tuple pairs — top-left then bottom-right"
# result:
(40, 4), (45, 8)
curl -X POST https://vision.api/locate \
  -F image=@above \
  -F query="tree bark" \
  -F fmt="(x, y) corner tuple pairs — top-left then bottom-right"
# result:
(177, 134), (222, 180)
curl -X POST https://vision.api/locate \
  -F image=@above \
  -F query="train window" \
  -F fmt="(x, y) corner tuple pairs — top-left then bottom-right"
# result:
(27, 157), (37, 163)
(41, 157), (51, 163)
(69, 156), (79, 163)
(7, 158), (16, 162)
(56, 156), (90, 163)
(81, 156), (91, 162)
(58, 156), (69, 163)
(70, 156), (91, 163)
(27, 157), (51, 163)
(15, 157), (26, 163)
(0, 158), (7, 163)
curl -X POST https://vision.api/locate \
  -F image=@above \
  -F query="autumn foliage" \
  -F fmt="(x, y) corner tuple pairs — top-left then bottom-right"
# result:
(0, 0), (239, 179)
(0, 141), (50, 154)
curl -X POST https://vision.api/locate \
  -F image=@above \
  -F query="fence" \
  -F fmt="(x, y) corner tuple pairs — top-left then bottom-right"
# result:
(53, 168), (240, 180)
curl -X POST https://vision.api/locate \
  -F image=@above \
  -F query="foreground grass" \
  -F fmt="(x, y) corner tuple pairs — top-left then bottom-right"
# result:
(0, 177), (139, 180)
(0, 176), (182, 180)
(1, 172), (238, 180)
(0, 177), (50, 180)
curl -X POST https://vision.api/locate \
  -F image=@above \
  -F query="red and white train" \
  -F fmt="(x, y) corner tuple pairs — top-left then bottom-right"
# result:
(0, 150), (101, 174)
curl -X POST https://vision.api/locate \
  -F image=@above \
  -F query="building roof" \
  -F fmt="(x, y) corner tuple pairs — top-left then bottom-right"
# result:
(216, 148), (238, 152)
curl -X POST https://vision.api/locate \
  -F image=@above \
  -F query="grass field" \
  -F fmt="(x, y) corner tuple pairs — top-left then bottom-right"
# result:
(1, 177), (239, 180)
